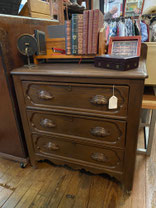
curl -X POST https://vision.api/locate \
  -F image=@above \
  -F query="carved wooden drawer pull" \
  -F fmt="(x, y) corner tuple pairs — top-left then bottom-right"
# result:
(90, 127), (110, 137)
(44, 142), (59, 151)
(91, 152), (107, 162)
(38, 90), (54, 100)
(90, 95), (108, 105)
(40, 118), (56, 128)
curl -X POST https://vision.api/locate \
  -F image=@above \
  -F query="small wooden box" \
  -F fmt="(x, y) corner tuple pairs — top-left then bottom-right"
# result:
(94, 55), (140, 71)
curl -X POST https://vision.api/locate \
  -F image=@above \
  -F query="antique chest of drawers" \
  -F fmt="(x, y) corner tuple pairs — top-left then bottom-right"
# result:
(11, 62), (147, 191)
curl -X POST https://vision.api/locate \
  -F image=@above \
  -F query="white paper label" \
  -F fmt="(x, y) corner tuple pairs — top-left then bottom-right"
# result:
(108, 96), (118, 109)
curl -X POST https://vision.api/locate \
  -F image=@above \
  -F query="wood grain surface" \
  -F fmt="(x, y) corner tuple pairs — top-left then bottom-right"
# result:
(11, 62), (147, 79)
(0, 14), (59, 161)
(0, 14), (58, 70)
(0, 128), (155, 208)
(12, 62), (146, 191)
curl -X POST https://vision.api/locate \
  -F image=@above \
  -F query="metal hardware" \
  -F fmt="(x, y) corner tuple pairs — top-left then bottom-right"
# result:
(90, 95), (108, 105)
(44, 142), (59, 151)
(40, 118), (56, 128)
(90, 127), (110, 137)
(91, 152), (107, 162)
(38, 90), (54, 100)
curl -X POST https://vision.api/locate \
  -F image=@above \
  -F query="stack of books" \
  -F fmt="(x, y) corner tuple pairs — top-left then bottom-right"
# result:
(65, 9), (104, 55)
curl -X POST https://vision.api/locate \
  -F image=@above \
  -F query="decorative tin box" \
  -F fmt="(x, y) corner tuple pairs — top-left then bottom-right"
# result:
(94, 55), (140, 71)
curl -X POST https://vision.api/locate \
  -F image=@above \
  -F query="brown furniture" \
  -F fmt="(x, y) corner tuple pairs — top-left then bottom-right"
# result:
(11, 61), (147, 191)
(0, 14), (59, 69)
(19, 0), (64, 24)
(0, 15), (58, 164)
(0, 45), (28, 165)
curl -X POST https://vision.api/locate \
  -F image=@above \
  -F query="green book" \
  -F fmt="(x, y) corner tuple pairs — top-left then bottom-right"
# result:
(71, 14), (78, 55)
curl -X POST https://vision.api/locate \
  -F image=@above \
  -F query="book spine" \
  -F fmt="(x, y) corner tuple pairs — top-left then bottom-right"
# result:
(65, 20), (71, 55)
(92, 10), (104, 54)
(92, 10), (99, 54)
(71, 14), (78, 55)
(82, 10), (89, 55)
(78, 14), (83, 55)
(88, 10), (94, 54)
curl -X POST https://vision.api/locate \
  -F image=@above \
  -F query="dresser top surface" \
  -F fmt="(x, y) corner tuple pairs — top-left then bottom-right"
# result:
(11, 61), (147, 79)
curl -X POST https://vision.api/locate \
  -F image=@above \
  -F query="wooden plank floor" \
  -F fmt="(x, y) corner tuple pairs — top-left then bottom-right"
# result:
(0, 128), (155, 208)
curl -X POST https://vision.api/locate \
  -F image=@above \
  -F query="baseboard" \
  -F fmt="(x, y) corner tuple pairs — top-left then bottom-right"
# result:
(0, 152), (29, 164)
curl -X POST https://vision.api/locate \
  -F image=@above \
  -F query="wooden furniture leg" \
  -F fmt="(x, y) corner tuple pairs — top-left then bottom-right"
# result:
(138, 87), (156, 156)
(146, 109), (156, 156)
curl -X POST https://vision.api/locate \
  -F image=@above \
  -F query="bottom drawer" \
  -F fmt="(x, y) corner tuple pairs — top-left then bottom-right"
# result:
(32, 134), (124, 172)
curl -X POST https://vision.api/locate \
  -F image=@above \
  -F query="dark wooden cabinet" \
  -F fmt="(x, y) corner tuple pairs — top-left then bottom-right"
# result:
(0, 47), (28, 162)
(0, 14), (58, 163)
(11, 62), (147, 191)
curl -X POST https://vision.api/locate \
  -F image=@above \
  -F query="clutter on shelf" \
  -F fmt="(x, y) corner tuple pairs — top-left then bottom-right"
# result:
(33, 9), (105, 64)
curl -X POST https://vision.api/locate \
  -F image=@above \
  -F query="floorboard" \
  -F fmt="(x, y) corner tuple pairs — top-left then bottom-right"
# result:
(0, 127), (155, 208)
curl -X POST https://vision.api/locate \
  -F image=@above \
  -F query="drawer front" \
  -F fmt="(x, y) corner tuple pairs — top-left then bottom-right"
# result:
(33, 134), (124, 171)
(23, 81), (129, 117)
(28, 111), (126, 148)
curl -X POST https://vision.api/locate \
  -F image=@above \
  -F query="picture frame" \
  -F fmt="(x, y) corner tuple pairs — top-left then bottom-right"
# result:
(108, 36), (142, 56)
(103, 0), (125, 18)
(124, 0), (145, 17)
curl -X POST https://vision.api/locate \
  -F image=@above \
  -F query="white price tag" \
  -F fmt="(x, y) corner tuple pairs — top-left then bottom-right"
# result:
(108, 95), (118, 109)
(108, 85), (118, 109)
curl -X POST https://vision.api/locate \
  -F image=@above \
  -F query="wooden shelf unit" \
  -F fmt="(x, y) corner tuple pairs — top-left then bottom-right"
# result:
(34, 28), (106, 64)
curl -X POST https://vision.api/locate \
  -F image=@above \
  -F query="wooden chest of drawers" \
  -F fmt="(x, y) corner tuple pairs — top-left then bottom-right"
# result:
(11, 63), (147, 191)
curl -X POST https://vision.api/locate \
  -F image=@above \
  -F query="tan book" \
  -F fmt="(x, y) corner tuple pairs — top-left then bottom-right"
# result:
(82, 10), (89, 55)
(78, 14), (83, 55)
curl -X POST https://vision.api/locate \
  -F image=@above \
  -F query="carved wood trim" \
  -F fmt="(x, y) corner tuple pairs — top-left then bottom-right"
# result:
(35, 152), (123, 183)
(28, 111), (124, 146)
(24, 82), (128, 117)
(33, 134), (122, 170)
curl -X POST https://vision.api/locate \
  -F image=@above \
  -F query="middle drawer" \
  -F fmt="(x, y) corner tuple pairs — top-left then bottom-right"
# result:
(27, 110), (126, 148)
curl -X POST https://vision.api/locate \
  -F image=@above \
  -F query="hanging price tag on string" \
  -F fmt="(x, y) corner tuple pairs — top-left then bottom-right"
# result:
(108, 85), (118, 109)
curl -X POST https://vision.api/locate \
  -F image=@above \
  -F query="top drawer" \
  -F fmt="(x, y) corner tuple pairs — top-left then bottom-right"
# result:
(22, 81), (129, 117)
